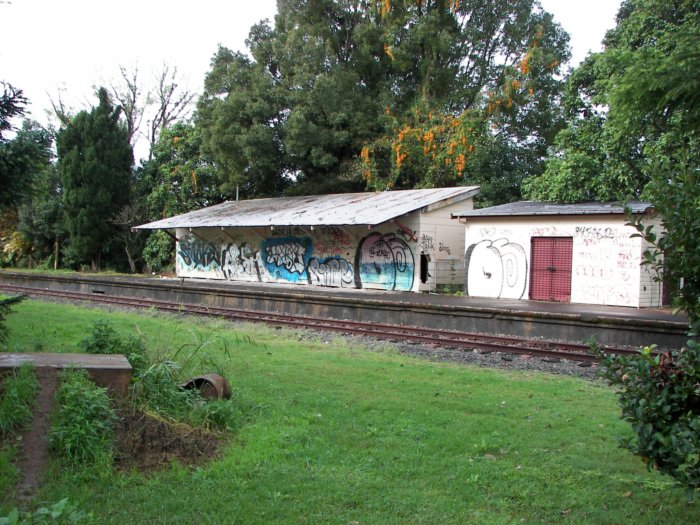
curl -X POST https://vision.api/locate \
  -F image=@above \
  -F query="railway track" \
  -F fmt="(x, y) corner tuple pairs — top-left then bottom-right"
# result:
(0, 282), (640, 363)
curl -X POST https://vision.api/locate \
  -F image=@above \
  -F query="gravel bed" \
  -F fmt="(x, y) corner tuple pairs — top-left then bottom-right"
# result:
(312, 331), (603, 381)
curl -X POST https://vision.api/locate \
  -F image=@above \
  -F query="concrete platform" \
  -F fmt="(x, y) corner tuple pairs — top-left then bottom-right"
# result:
(0, 270), (690, 350)
(0, 353), (132, 396)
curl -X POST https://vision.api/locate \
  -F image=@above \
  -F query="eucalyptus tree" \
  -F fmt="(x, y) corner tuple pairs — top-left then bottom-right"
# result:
(197, 0), (570, 203)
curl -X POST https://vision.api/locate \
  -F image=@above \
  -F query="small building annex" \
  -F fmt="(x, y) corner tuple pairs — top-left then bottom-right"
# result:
(136, 187), (479, 293)
(452, 201), (665, 308)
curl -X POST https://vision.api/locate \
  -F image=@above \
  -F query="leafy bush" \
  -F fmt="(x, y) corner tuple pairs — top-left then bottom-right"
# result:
(143, 230), (175, 274)
(0, 363), (39, 437)
(49, 369), (118, 467)
(78, 320), (147, 374)
(0, 498), (93, 524)
(596, 324), (700, 491)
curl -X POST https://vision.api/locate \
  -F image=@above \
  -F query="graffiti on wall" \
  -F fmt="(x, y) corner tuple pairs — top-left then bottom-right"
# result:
(356, 232), (415, 291)
(465, 239), (527, 299)
(221, 242), (267, 282)
(572, 227), (640, 305)
(177, 229), (421, 292)
(439, 242), (451, 255)
(313, 226), (353, 255)
(420, 234), (435, 253)
(307, 256), (354, 288)
(261, 237), (313, 282)
(177, 235), (221, 271)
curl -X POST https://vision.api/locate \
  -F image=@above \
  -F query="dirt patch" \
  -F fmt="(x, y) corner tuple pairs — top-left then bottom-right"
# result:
(114, 405), (224, 472)
(14, 367), (58, 501)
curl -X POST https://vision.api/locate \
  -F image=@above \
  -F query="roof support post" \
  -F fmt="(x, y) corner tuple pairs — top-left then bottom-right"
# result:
(392, 219), (417, 242)
(219, 227), (238, 243)
(187, 228), (206, 242)
(162, 230), (179, 243)
(246, 227), (266, 242)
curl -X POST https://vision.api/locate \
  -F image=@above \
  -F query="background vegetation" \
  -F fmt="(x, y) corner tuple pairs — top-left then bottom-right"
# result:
(1, 0), (696, 279)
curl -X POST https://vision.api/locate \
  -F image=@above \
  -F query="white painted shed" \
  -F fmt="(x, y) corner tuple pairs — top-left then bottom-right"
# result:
(452, 201), (665, 308)
(136, 187), (480, 292)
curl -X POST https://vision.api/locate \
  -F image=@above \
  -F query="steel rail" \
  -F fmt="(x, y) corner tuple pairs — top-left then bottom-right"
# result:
(0, 282), (636, 363)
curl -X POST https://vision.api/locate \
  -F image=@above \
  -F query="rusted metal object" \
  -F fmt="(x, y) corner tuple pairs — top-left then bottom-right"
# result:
(181, 374), (232, 400)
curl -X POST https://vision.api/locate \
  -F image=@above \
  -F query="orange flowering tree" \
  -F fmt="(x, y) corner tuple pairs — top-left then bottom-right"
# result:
(359, 2), (569, 203)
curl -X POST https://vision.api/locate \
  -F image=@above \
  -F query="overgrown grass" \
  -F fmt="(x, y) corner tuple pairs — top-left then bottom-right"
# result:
(49, 369), (118, 468)
(0, 364), (39, 437)
(0, 363), (39, 508)
(1, 299), (697, 523)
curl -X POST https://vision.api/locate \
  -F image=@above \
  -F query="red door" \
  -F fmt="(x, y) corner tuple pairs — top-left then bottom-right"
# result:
(530, 237), (573, 302)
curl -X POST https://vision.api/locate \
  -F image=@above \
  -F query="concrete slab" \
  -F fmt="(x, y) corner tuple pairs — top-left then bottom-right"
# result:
(0, 353), (132, 396)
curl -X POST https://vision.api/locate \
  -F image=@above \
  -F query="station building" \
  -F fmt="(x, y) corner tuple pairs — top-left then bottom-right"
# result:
(136, 187), (479, 293)
(452, 201), (665, 308)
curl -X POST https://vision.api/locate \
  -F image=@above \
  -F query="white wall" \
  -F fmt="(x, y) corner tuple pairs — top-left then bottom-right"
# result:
(418, 199), (475, 290)
(463, 215), (663, 307)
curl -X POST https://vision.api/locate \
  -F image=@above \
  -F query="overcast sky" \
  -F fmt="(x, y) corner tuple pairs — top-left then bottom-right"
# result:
(1, 0), (621, 128)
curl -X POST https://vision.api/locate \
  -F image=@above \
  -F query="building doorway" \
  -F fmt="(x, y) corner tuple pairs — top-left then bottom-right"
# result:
(529, 237), (573, 302)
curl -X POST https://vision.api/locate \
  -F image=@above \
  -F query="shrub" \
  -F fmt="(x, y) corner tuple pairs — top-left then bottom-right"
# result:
(596, 324), (700, 491)
(143, 230), (175, 274)
(80, 321), (237, 431)
(49, 369), (118, 467)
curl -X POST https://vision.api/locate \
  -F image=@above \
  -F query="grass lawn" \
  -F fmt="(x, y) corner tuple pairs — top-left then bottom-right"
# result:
(1, 298), (696, 524)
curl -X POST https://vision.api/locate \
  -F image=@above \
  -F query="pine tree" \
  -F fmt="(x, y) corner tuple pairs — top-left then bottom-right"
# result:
(58, 88), (133, 270)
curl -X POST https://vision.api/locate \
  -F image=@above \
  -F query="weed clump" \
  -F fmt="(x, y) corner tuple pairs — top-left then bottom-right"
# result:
(0, 497), (93, 524)
(80, 320), (240, 431)
(49, 369), (118, 467)
(0, 364), (39, 438)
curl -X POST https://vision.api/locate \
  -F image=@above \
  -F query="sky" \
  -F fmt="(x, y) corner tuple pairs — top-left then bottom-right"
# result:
(1, 0), (621, 131)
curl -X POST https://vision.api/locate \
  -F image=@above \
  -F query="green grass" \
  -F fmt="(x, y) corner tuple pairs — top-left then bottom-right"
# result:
(1, 299), (697, 524)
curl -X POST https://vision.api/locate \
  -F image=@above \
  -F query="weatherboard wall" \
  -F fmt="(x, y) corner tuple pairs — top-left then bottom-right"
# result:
(462, 215), (663, 308)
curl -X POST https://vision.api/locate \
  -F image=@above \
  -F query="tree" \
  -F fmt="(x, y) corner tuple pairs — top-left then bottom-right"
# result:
(0, 119), (53, 210)
(0, 82), (29, 208)
(197, 0), (570, 202)
(0, 82), (26, 137)
(9, 121), (63, 268)
(137, 122), (224, 272)
(524, 0), (699, 203)
(57, 88), (134, 271)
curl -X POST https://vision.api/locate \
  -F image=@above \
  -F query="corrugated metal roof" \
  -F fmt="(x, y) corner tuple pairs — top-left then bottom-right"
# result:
(452, 200), (653, 218)
(136, 187), (480, 230)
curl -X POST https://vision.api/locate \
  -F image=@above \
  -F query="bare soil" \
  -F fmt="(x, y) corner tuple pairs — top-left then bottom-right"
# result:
(14, 367), (58, 502)
(113, 404), (223, 472)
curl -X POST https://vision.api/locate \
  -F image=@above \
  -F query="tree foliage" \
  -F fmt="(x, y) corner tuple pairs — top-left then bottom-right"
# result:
(197, 0), (570, 202)
(136, 122), (223, 272)
(57, 88), (134, 270)
(524, 0), (699, 203)
(0, 82), (31, 208)
(14, 123), (64, 267)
